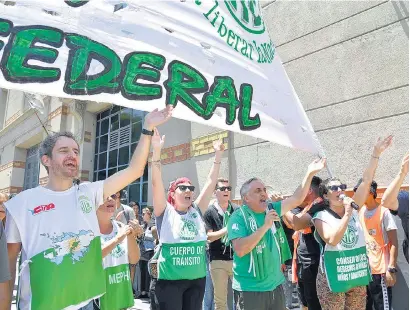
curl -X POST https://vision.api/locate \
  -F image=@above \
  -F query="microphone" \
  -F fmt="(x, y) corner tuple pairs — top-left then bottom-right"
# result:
(339, 194), (359, 210)
(266, 200), (281, 229)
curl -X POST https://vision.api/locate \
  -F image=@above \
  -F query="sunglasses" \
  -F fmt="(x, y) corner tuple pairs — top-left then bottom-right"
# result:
(328, 184), (347, 191)
(176, 185), (195, 192)
(217, 186), (232, 192)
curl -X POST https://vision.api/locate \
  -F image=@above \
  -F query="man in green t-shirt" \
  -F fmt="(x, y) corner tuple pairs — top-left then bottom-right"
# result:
(227, 159), (326, 310)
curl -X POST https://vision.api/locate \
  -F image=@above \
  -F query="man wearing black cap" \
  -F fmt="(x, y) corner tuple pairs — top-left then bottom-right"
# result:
(356, 178), (398, 310)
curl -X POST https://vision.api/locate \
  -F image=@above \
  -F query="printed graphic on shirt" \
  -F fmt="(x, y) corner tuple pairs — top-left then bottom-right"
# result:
(179, 218), (199, 240)
(78, 195), (93, 214)
(340, 224), (359, 249)
(29, 203), (56, 216)
(29, 235), (105, 310)
(40, 230), (95, 265)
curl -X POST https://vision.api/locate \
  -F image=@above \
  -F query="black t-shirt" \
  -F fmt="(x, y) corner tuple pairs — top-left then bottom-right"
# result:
(281, 219), (295, 266)
(203, 204), (235, 261)
(292, 207), (320, 266)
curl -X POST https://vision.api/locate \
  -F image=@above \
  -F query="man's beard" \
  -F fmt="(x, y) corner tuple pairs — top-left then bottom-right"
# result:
(51, 164), (79, 179)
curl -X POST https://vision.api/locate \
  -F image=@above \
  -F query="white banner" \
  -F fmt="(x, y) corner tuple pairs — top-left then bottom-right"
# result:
(0, 0), (322, 153)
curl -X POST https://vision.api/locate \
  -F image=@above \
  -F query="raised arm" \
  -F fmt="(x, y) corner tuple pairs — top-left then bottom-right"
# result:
(281, 158), (326, 215)
(381, 154), (408, 211)
(314, 197), (354, 246)
(353, 135), (393, 207)
(151, 128), (167, 217)
(232, 210), (279, 257)
(284, 212), (312, 231)
(103, 106), (173, 199)
(101, 225), (131, 258)
(194, 141), (225, 215)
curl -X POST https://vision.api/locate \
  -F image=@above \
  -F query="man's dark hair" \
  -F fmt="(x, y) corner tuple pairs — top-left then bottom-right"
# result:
(310, 176), (322, 197)
(129, 201), (139, 208)
(39, 132), (79, 173)
(318, 178), (342, 199)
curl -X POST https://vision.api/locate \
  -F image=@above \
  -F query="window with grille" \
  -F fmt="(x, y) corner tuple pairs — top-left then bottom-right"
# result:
(94, 106), (148, 207)
(23, 145), (40, 190)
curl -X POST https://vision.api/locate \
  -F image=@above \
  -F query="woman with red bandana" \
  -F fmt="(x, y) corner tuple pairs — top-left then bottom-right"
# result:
(151, 128), (225, 310)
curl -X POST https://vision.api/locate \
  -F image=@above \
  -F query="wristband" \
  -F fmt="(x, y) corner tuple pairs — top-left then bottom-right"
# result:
(388, 267), (397, 273)
(142, 128), (154, 136)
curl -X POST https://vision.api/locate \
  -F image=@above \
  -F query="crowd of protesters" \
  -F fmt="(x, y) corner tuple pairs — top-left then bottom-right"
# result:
(0, 106), (408, 310)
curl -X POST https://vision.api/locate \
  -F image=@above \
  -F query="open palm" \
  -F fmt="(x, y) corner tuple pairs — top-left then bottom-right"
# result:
(145, 105), (173, 128)
(374, 135), (393, 155)
(308, 158), (327, 174)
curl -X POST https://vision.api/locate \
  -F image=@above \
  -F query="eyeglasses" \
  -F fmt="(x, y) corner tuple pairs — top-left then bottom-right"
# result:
(110, 194), (119, 199)
(176, 185), (195, 192)
(328, 184), (347, 191)
(217, 186), (232, 192)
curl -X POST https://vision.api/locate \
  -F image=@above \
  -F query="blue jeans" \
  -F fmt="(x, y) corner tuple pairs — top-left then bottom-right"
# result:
(203, 252), (215, 310)
(133, 262), (141, 296)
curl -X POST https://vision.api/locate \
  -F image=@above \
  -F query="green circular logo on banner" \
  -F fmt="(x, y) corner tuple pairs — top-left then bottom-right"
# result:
(341, 225), (358, 249)
(64, 0), (88, 8)
(224, 0), (265, 34)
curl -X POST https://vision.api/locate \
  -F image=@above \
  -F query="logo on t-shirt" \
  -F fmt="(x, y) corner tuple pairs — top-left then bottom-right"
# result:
(341, 225), (359, 249)
(29, 203), (55, 216)
(179, 218), (199, 241)
(249, 217), (258, 232)
(111, 244), (126, 258)
(78, 195), (92, 214)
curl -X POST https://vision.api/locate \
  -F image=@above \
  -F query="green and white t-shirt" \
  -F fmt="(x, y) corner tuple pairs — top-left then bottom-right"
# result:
(157, 203), (207, 280)
(227, 202), (285, 292)
(100, 221), (134, 310)
(313, 209), (371, 293)
(5, 183), (106, 310)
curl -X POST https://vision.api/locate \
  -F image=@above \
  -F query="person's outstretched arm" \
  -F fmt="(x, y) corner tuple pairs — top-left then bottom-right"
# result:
(151, 128), (167, 217)
(194, 141), (225, 215)
(381, 154), (409, 211)
(353, 135), (393, 208)
(281, 158), (326, 216)
(104, 106), (173, 200)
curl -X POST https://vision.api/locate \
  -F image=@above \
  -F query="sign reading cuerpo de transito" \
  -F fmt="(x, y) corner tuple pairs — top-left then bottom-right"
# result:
(0, 0), (321, 153)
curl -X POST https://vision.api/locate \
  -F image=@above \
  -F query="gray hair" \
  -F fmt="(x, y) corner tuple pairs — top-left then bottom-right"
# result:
(39, 132), (79, 172)
(240, 177), (262, 200)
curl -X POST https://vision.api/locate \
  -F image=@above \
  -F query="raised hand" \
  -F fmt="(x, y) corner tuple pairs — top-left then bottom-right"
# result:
(373, 135), (393, 156)
(117, 225), (132, 243)
(128, 219), (144, 238)
(213, 140), (225, 153)
(152, 128), (165, 151)
(307, 158), (327, 175)
(270, 193), (284, 202)
(144, 105), (173, 130)
(400, 153), (409, 176)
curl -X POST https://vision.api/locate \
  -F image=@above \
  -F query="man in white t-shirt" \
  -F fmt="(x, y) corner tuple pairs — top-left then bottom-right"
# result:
(5, 106), (172, 310)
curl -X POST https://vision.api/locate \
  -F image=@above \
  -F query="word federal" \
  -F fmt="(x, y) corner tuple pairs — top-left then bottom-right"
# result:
(0, 19), (261, 131)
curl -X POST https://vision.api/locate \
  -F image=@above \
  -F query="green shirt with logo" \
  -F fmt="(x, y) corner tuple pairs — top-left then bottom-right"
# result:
(227, 202), (285, 292)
